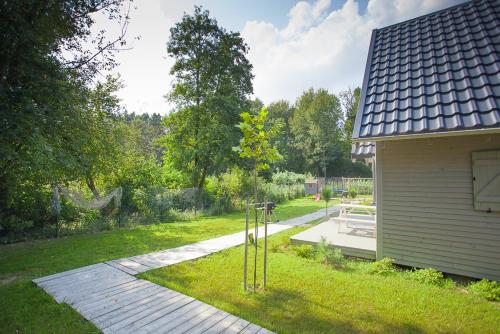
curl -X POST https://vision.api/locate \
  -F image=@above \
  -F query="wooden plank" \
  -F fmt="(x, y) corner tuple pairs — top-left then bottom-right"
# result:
(45, 270), (136, 303)
(57, 277), (139, 305)
(112, 258), (152, 272)
(220, 318), (250, 334)
(43, 274), (136, 304)
(94, 289), (181, 329)
(203, 314), (240, 334)
(105, 261), (139, 275)
(166, 306), (220, 334)
(383, 245), (500, 276)
(103, 295), (194, 334)
(78, 283), (167, 320)
(383, 223), (500, 245)
(240, 323), (263, 334)
(384, 236), (500, 259)
(119, 299), (200, 334)
(32, 263), (105, 284)
(72, 280), (150, 308)
(382, 212), (500, 230)
(384, 208), (500, 224)
(37, 266), (127, 297)
(126, 255), (164, 269)
(49, 274), (137, 304)
(36, 264), (116, 289)
(384, 219), (500, 240)
(184, 311), (231, 334)
(385, 249), (500, 280)
(139, 300), (209, 333)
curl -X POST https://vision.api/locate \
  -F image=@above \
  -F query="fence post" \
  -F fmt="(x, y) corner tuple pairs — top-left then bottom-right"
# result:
(263, 198), (268, 289)
(244, 198), (249, 291)
(253, 200), (258, 291)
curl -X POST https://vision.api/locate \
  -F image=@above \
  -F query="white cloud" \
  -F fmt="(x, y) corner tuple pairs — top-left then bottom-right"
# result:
(92, 0), (465, 114)
(243, 0), (464, 105)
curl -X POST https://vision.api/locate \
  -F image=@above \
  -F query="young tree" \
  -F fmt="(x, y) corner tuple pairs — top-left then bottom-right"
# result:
(161, 6), (253, 194)
(321, 186), (332, 216)
(235, 107), (280, 291)
(235, 107), (281, 203)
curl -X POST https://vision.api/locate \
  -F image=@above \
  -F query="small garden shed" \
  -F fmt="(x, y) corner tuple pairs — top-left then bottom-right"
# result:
(353, 0), (500, 280)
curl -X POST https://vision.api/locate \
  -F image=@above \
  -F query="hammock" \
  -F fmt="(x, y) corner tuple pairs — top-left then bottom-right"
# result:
(52, 185), (122, 215)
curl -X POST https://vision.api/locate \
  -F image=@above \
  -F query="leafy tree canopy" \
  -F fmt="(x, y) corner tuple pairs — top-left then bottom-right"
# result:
(161, 6), (254, 190)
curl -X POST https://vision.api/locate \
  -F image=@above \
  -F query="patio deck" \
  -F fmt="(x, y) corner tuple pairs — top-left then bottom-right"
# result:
(290, 217), (376, 259)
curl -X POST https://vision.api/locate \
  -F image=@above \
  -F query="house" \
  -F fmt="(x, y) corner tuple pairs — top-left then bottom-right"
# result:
(353, 0), (500, 280)
(304, 178), (319, 195)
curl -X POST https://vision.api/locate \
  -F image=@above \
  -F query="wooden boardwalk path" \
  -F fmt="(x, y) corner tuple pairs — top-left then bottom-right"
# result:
(33, 207), (335, 333)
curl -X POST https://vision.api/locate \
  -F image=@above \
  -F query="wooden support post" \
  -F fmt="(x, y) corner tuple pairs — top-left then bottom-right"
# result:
(253, 201), (258, 291)
(263, 198), (268, 289)
(244, 198), (249, 291)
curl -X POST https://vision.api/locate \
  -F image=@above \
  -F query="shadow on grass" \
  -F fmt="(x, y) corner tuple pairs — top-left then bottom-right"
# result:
(240, 286), (426, 334)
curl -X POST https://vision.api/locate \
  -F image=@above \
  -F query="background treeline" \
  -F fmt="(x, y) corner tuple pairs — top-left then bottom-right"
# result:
(0, 3), (369, 242)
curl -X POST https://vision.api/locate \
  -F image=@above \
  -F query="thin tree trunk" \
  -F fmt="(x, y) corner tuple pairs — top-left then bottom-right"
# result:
(253, 165), (258, 290)
(244, 198), (249, 291)
(263, 197), (268, 289)
(86, 177), (100, 199)
(195, 164), (209, 212)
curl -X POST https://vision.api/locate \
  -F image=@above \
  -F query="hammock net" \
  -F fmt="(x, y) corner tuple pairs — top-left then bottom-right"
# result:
(52, 186), (122, 215)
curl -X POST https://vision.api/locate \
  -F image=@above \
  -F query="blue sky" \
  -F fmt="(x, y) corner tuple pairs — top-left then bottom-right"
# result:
(95, 0), (464, 115)
(195, 0), (369, 31)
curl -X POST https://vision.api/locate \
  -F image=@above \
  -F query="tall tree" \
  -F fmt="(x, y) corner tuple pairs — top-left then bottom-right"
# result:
(161, 6), (253, 191)
(292, 88), (343, 177)
(339, 87), (361, 142)
(267, 100), (304, 172)
(0, 0), (132, 223)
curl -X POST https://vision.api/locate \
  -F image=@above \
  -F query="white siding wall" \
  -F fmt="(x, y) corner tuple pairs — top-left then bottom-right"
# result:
(377, 133), (500, 280)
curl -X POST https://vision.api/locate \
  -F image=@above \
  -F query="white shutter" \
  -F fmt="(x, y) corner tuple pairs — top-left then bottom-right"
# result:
(472, 150), (500, 212)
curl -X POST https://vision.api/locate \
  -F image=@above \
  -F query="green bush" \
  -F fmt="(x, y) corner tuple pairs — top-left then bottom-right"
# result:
(325, 248), (344, 267)
(293, 244), (316, 259)
(272, 170), (306, 185)
(321, 187), (332, 202)
(368, 257), (397, 275)
(468, 279), (500, 301)
(348, 188), (358, 198)
(410, 268), (452, 287)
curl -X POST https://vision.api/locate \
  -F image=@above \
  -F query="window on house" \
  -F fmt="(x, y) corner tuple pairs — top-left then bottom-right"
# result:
(472, 150), (500, 212)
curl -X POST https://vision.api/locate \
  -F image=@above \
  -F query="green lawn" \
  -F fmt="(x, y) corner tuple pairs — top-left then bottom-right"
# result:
(141, 227), (500, 334)
(0, 197), (329, 333)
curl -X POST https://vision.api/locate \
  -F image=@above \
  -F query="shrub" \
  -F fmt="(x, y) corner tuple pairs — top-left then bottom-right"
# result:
(324, 248), (345, 267)
(272, 170), (306, 185)
(368, 257), (397, 275)
(410, 268), (452, 287)
(248, 233), (254, 245)
(270, 236), (291, 253)
(281, 236), (291, 248)
(321, 187), (332, 202)
(348, 188), (358, 198)
(293, 244), (316, 259)
(468, 279), (500, 301)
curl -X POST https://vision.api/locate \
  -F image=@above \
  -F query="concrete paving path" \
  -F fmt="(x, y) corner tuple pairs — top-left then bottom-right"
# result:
(33, 207), (335, 334)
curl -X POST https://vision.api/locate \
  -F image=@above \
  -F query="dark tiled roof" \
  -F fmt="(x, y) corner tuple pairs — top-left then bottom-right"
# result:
(351, 142), (375, 158)
(353, 0), (500, 140)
